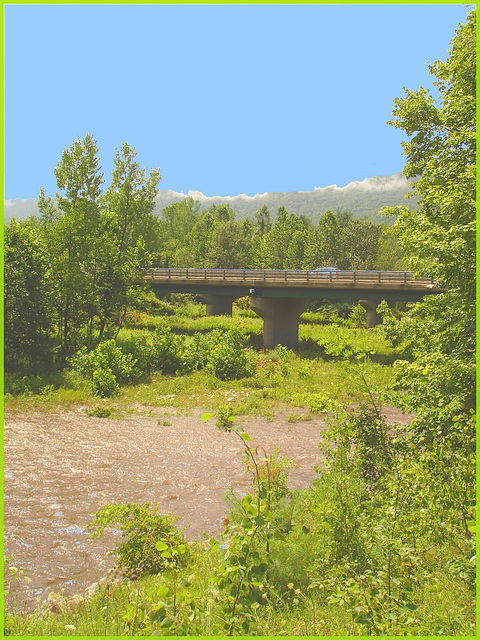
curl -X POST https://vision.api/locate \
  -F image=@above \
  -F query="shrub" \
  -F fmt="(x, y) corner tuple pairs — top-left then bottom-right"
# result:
(150, 325), (188, 375)
(87, 503), (189, 578)
(347, 303), (367, 327)
(182, 331), (218, 371)
(307, 392), (334, 414)
(70, 339), (138, 397)
(91, 368), (119, 397)
(205, 327), (255, 380)
(118, 333), (153, 376)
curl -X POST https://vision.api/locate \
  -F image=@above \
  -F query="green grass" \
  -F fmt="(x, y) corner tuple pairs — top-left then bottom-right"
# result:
(3, 309), (399, 417)
(5, 534), (474, 637)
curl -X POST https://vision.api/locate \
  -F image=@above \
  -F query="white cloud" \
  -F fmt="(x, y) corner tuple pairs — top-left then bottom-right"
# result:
(186, 190), (271, 202)
(315, 173), (407, 193)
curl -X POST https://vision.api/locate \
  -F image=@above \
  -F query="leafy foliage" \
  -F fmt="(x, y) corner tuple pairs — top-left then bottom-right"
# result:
(87, 503), (188, 578)
(36, 134), (161, 363)
(380, 11), (476, 432)
(204, 327), (255, 380)
(4, 219), (54, 373)
(70, 339), (138, 397)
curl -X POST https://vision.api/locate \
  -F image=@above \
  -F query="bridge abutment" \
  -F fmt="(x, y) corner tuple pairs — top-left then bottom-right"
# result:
(359, 300), (383, 328)
(197, 294), (238, 316)
(250, 296), (310, 348)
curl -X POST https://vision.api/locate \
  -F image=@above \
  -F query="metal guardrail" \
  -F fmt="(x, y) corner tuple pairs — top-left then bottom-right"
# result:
(144, 268), (438, 287)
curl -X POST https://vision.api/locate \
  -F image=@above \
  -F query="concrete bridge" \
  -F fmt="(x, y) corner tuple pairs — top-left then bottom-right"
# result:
(144, 268), (442, 348)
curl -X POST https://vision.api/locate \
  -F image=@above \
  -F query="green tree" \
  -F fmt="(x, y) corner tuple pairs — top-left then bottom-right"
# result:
(205, 220), (251, 268)
(160, 198), (202, 266)
(340, 217), (383, 270)
(381, 10), (476, 425)
(253, 204), (272, 236)
(378, 12), (476, 554)
(207, 203), (236, 223)
(257, 211), (311, 269)
(38, 135), (162, 358)
(315, 209), (340, 267)
(177, 208), (215, 267)
(375, 232), (405, 270)
(162, 197), (201, 243)
(106, 142), (161, 254)
(38, 133), (104, 360)
(99, 143), (161, 336)
(4, 220), (54, 373)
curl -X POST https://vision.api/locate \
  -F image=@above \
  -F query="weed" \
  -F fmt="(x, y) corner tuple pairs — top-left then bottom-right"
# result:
(86, 406), (112, 418)
(287, 413), (313, 423)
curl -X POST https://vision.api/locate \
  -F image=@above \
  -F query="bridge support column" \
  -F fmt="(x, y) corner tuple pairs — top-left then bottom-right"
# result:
(197, 294), (238, 316)
(359, 300), (383, 328)
(250, 297), (310, 348)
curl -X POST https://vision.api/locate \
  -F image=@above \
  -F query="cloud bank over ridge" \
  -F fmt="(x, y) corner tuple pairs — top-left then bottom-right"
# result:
(4, 173), (416, 224)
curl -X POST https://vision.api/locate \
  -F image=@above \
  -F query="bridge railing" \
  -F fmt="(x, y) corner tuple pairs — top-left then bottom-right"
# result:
(145, 268), (437, 286)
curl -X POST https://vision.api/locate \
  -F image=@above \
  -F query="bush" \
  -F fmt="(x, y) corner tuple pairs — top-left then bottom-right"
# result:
(347, 303), (367, 327)
(91, 368), (119, 397)
(205, 327), (255, 380)
(151, 325), (189, 375)
(118, 333), (153, 376)
(87, 503), (189, 578)
(86, 405), (113, 418)
(70, 339), (138, 397)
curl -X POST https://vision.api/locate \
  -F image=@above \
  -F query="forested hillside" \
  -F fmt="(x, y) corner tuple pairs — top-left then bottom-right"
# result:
(4, 173), (418, 224)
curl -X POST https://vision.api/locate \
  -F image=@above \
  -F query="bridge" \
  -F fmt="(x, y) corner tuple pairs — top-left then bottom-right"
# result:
(144, 268), (443, 348)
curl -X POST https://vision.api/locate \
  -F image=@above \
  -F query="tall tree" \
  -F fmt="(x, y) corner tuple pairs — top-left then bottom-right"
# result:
(38, 135), (162, 356)
(381, 10), (476, 428)
(162, 197), (201, 244)
(4, 220), (54, 373)
(38, 133), (104, 360)
(205, 220), (250, 268)
(207, 203), (236, 223)
(106, 142), (161, 255)
(340, 217), (383, 270)
(100, 143), (161, 335)
(316, 210), (341, 266)
(253, 204), (272, 236)
(379, 11), (476, 555)
(257, 211), (311, 269)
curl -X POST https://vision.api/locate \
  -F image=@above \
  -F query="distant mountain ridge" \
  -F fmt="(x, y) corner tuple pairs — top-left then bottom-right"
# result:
(4, 173), (418, 224)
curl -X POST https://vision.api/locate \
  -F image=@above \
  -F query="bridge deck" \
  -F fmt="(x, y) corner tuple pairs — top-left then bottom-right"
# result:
(144, 268), (440, 292)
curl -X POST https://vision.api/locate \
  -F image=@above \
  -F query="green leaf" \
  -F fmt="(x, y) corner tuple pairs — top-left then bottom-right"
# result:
(160, 616), (175, 628)
(156, 541), (168, 551)
(156, 585), (170, 598)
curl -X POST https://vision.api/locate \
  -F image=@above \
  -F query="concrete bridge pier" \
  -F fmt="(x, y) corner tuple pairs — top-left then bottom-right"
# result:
(197, 294), (238, 316)
(250, 296), (310, 348)
(359, 300), (383, 328)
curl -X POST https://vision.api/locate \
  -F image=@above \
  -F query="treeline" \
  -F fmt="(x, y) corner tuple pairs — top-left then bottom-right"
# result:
(156, 199), (403, 271)
(4, 135), (403, 374)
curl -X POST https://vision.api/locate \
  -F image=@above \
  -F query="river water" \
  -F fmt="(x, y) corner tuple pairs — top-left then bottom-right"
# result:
(4, 406), (335, 610)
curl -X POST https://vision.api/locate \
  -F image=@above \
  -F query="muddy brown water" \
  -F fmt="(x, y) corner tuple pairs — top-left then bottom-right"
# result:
(4, 405), (411, 610)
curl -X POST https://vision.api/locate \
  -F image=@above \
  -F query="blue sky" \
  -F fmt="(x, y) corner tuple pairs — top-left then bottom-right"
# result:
(4, 3), (471, 200)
